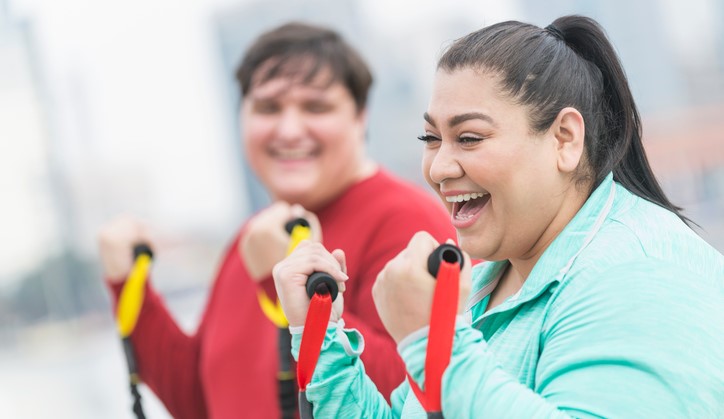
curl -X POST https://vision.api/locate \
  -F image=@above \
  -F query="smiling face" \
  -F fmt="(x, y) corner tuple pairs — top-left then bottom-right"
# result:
(241, 66), (369, 211)
(421, 68), (586, 268)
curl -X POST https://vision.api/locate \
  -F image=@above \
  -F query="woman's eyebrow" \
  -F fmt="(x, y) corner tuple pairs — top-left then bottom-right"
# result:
(423, 112), (496, 128)
(448, 112), (495, 128)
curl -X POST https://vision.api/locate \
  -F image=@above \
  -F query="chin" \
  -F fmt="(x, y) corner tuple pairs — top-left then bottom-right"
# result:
(459, 236), (499, 262)
(270, 179), (315, 198)
(276, 190), (312, 204)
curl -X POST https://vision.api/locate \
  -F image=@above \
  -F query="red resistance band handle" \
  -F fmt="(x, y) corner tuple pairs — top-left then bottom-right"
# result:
(409, 244), (463, 417)
(297, 272), (339, 419)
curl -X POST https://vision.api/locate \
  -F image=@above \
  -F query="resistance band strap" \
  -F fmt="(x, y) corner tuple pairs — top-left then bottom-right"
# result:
(257, 291), (289, 328)
(408, 260), (460, 418)
(122, 335), (146, 418)
(296, 292), (333, 419)
(130, 381), (146, 419)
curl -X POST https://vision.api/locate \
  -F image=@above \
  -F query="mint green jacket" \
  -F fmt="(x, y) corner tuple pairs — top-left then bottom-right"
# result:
(291, 173), (724, 418)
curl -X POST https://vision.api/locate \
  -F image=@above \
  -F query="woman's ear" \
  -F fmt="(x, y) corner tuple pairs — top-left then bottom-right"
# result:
(552, 107), (585, 173)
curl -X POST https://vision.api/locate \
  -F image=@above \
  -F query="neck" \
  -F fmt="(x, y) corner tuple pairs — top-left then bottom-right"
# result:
(280, 158), (377, 212)
(508, 184), (589, 281)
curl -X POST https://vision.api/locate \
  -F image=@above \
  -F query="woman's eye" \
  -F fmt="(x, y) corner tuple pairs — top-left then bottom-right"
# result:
(417, 134), (440, 143)
(459, 136), (483, 144)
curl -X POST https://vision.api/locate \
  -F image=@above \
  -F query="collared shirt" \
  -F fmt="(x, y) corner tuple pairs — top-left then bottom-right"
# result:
(293, 173), (724, 418)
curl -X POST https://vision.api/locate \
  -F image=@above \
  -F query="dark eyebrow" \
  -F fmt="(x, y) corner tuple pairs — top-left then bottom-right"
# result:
(423, 112), (436, 127)
(449, 112), (495, 128)
(423, 112), (495, 128)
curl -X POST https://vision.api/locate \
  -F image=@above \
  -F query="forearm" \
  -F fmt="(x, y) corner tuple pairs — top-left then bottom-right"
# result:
(291, 322), (398, 418)
(342, 311), (405, 400)
(401, 322), (570, 419)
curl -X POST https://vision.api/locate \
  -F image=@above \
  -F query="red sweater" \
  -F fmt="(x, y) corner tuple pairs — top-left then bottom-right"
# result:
(110, 169), (455, 419)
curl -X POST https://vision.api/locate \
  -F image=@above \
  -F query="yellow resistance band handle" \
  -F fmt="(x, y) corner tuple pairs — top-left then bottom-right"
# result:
(257, 218), (311, 327)
(286, 218), (311, 255)
(117, 244), (154, 337)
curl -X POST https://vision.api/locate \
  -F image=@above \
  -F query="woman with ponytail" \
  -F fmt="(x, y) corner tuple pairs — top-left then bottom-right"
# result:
(273, 15), (723, 418)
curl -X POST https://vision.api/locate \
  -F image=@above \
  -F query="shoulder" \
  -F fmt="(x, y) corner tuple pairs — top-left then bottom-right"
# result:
(369, 170), (442, 205)
(549, 258), (723, 341)
(347, 169), (452, 230)
(541, 259), (724, 416)
(570, 189), (723, 285)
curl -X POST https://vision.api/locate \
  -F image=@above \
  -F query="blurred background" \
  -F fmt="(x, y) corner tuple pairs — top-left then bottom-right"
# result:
(1, 0), (722, 417)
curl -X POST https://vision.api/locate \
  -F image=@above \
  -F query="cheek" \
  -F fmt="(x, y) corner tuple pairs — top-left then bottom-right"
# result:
(314, 115), (362, 151)
(245, 116), (273, 137)
(421, 151), (435, 186)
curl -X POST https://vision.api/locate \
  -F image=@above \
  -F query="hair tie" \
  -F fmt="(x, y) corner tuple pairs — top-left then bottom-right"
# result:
(545, 24), (565, 42)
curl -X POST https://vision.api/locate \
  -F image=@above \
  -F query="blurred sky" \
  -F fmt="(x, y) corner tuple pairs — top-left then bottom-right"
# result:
(0, 0), (722, 417)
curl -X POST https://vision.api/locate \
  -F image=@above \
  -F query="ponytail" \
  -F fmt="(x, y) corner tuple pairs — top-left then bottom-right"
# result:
(550, 16), (690, 224)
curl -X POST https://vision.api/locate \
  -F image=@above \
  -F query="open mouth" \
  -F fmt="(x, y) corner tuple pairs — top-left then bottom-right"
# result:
(447, 192), (490, 222)
(272, 149), (317, 160)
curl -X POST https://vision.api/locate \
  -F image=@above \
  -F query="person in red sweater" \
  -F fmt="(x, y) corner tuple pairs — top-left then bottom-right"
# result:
(98, 22), (455, 419)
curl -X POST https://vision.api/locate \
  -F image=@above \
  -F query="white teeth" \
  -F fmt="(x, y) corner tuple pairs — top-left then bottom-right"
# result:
(445, 192), (488, 203)
(276, 150), (311, 159)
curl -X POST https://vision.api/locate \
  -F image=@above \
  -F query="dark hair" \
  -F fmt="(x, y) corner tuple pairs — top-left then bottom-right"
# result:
(438, 15), (690, 225)
(235, 22), (373, 111)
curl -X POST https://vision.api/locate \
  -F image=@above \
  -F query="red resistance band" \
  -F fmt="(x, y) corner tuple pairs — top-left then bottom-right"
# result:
(296, 272), (338, 419)
(408, 260), (460, 416)
(296, 290), (333, 394)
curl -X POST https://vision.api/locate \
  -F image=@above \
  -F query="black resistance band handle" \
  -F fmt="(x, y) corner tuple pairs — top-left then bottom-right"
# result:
(285, 217), (310, 234)
(133, 243), (154, 260)
(427, 244), (464, 277)
(305, 272), (338, 301)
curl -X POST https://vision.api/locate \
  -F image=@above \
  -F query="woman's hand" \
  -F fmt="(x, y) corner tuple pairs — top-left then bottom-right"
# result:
(372, 232), (472, 343)
(272, 241), (348, 328)
(240, 202), (322, 282)
(97, 215), (153, 283)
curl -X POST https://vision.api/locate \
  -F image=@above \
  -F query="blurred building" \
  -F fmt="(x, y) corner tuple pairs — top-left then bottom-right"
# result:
(644, 105), (724, 250)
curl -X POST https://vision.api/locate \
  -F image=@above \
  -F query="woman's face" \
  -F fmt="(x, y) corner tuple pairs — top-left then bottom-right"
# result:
(241, 67), (367, 210)
(422, 68), (576, 263)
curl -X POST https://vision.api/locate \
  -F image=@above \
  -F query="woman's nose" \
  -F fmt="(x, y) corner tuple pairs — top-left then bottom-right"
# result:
(429, 143), (464, 184)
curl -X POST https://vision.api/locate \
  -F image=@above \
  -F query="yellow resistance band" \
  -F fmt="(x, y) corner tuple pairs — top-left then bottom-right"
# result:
(117, 253), (152, 338)
(256, 223), (311, 327)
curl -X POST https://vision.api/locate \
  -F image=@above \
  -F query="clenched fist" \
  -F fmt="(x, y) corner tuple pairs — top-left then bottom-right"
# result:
(240, 202), (322, 282)
(97, 215), (152, 283)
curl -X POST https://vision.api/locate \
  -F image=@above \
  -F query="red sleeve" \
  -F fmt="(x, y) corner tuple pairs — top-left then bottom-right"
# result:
(343, 207), (456, 401)
(107, 275), (213, 419)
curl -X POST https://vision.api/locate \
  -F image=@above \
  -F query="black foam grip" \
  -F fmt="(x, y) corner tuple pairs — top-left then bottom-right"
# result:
(298, 391), (313, 419)
(122, 337), (138, 376)
(279, 378), (297, 419)
(305, 272), (338, 301)
(285, 217), (310, 235)
(133, 243), (153, 260)
(427, 244), (464, 278)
